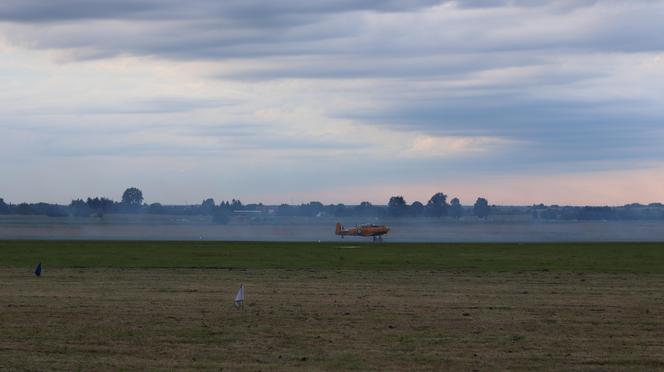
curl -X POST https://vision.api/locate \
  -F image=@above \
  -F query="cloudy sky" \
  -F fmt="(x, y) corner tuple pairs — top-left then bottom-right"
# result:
(1, 0), (663, 205)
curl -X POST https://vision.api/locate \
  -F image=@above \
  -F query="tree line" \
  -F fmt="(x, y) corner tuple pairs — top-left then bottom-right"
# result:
(3, 187), (664, 222)
(386, 193), (489, 218)
(0, 188), (491, 220)
(531, 203), (664, 221)
(0, 187), (145, 218)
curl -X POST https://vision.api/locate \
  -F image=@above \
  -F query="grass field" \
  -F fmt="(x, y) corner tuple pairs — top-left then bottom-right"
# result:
(3, 240), (664, 272)
(2, 241), (664, 370)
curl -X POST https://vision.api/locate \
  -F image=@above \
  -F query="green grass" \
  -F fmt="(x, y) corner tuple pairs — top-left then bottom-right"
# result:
(2, 240), (664, 272)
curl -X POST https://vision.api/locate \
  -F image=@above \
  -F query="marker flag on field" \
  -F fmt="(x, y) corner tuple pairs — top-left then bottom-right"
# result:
(34, 262), (42, 277)
(234, 283), (245, 309)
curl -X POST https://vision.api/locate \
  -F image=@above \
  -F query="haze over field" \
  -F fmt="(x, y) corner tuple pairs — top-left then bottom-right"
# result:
(1, 1), (663, 205)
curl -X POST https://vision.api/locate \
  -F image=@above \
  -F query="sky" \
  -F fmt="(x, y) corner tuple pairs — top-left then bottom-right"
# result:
(1, 0), (663, 206)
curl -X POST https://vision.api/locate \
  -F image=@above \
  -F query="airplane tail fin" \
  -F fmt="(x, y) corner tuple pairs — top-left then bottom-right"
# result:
(335, 222), (342, 235)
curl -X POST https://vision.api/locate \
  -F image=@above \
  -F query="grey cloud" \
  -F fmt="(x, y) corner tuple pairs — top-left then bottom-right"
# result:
(0, 0), (444, 61)
(0, 0), (618, 24)
(2, 0), (663, 64)
(0, 0), (442, 23)
(345, 93), (664, 165)
(38, 138), (364, 158)
(0, 1), (155, 22)
(2, 120), (364, 158)
(453, 0), (601, 10)
(220, 53), (550, 80)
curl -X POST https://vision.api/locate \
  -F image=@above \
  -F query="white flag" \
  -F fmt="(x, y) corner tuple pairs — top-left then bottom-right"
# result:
(234, 283), (245, 308)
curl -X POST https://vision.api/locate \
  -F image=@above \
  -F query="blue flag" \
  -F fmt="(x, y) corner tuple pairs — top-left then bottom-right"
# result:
(34, 262), (42, 277)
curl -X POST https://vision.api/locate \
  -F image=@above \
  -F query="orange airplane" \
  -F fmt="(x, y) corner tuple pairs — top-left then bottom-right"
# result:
(335, 222), (390, 241)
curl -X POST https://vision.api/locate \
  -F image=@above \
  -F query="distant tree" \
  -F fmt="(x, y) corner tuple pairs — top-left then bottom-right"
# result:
(121, 187), (144, 209)
(69, 199), (91, 217)
(578, 206), (615, 221)
(0, 198), (8, 214)
(86, 197), (114, 217)
(426, 192), (448, 218)
(219, 201), (232, 211)
(473, 197), (490, 218)
(244, 203), (263, 211)
(388, 196), (408, 217)
(334, 203), (348, 217)
(300, 201), (324, 217)
(410, 201), (425, 217)
(449, 197), (463, 219)
(230, 199), (243, 210)
(310, 201), (325, 216)
(355, 201), (376, 217)
(201, 198), (216, 215)
(15, 203), (33, 215)
(32, 203), (67, 217)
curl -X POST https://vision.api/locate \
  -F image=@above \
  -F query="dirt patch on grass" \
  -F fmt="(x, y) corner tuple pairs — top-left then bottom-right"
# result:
(1, 269), (663, 370)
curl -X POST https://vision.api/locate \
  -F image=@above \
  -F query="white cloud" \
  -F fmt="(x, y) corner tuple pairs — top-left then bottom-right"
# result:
(400, 135), (515, 158)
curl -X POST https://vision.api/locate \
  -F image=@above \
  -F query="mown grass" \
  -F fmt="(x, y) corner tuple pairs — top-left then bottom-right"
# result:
(3, 268), (664, 370)
(2, 240), (664, 272)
